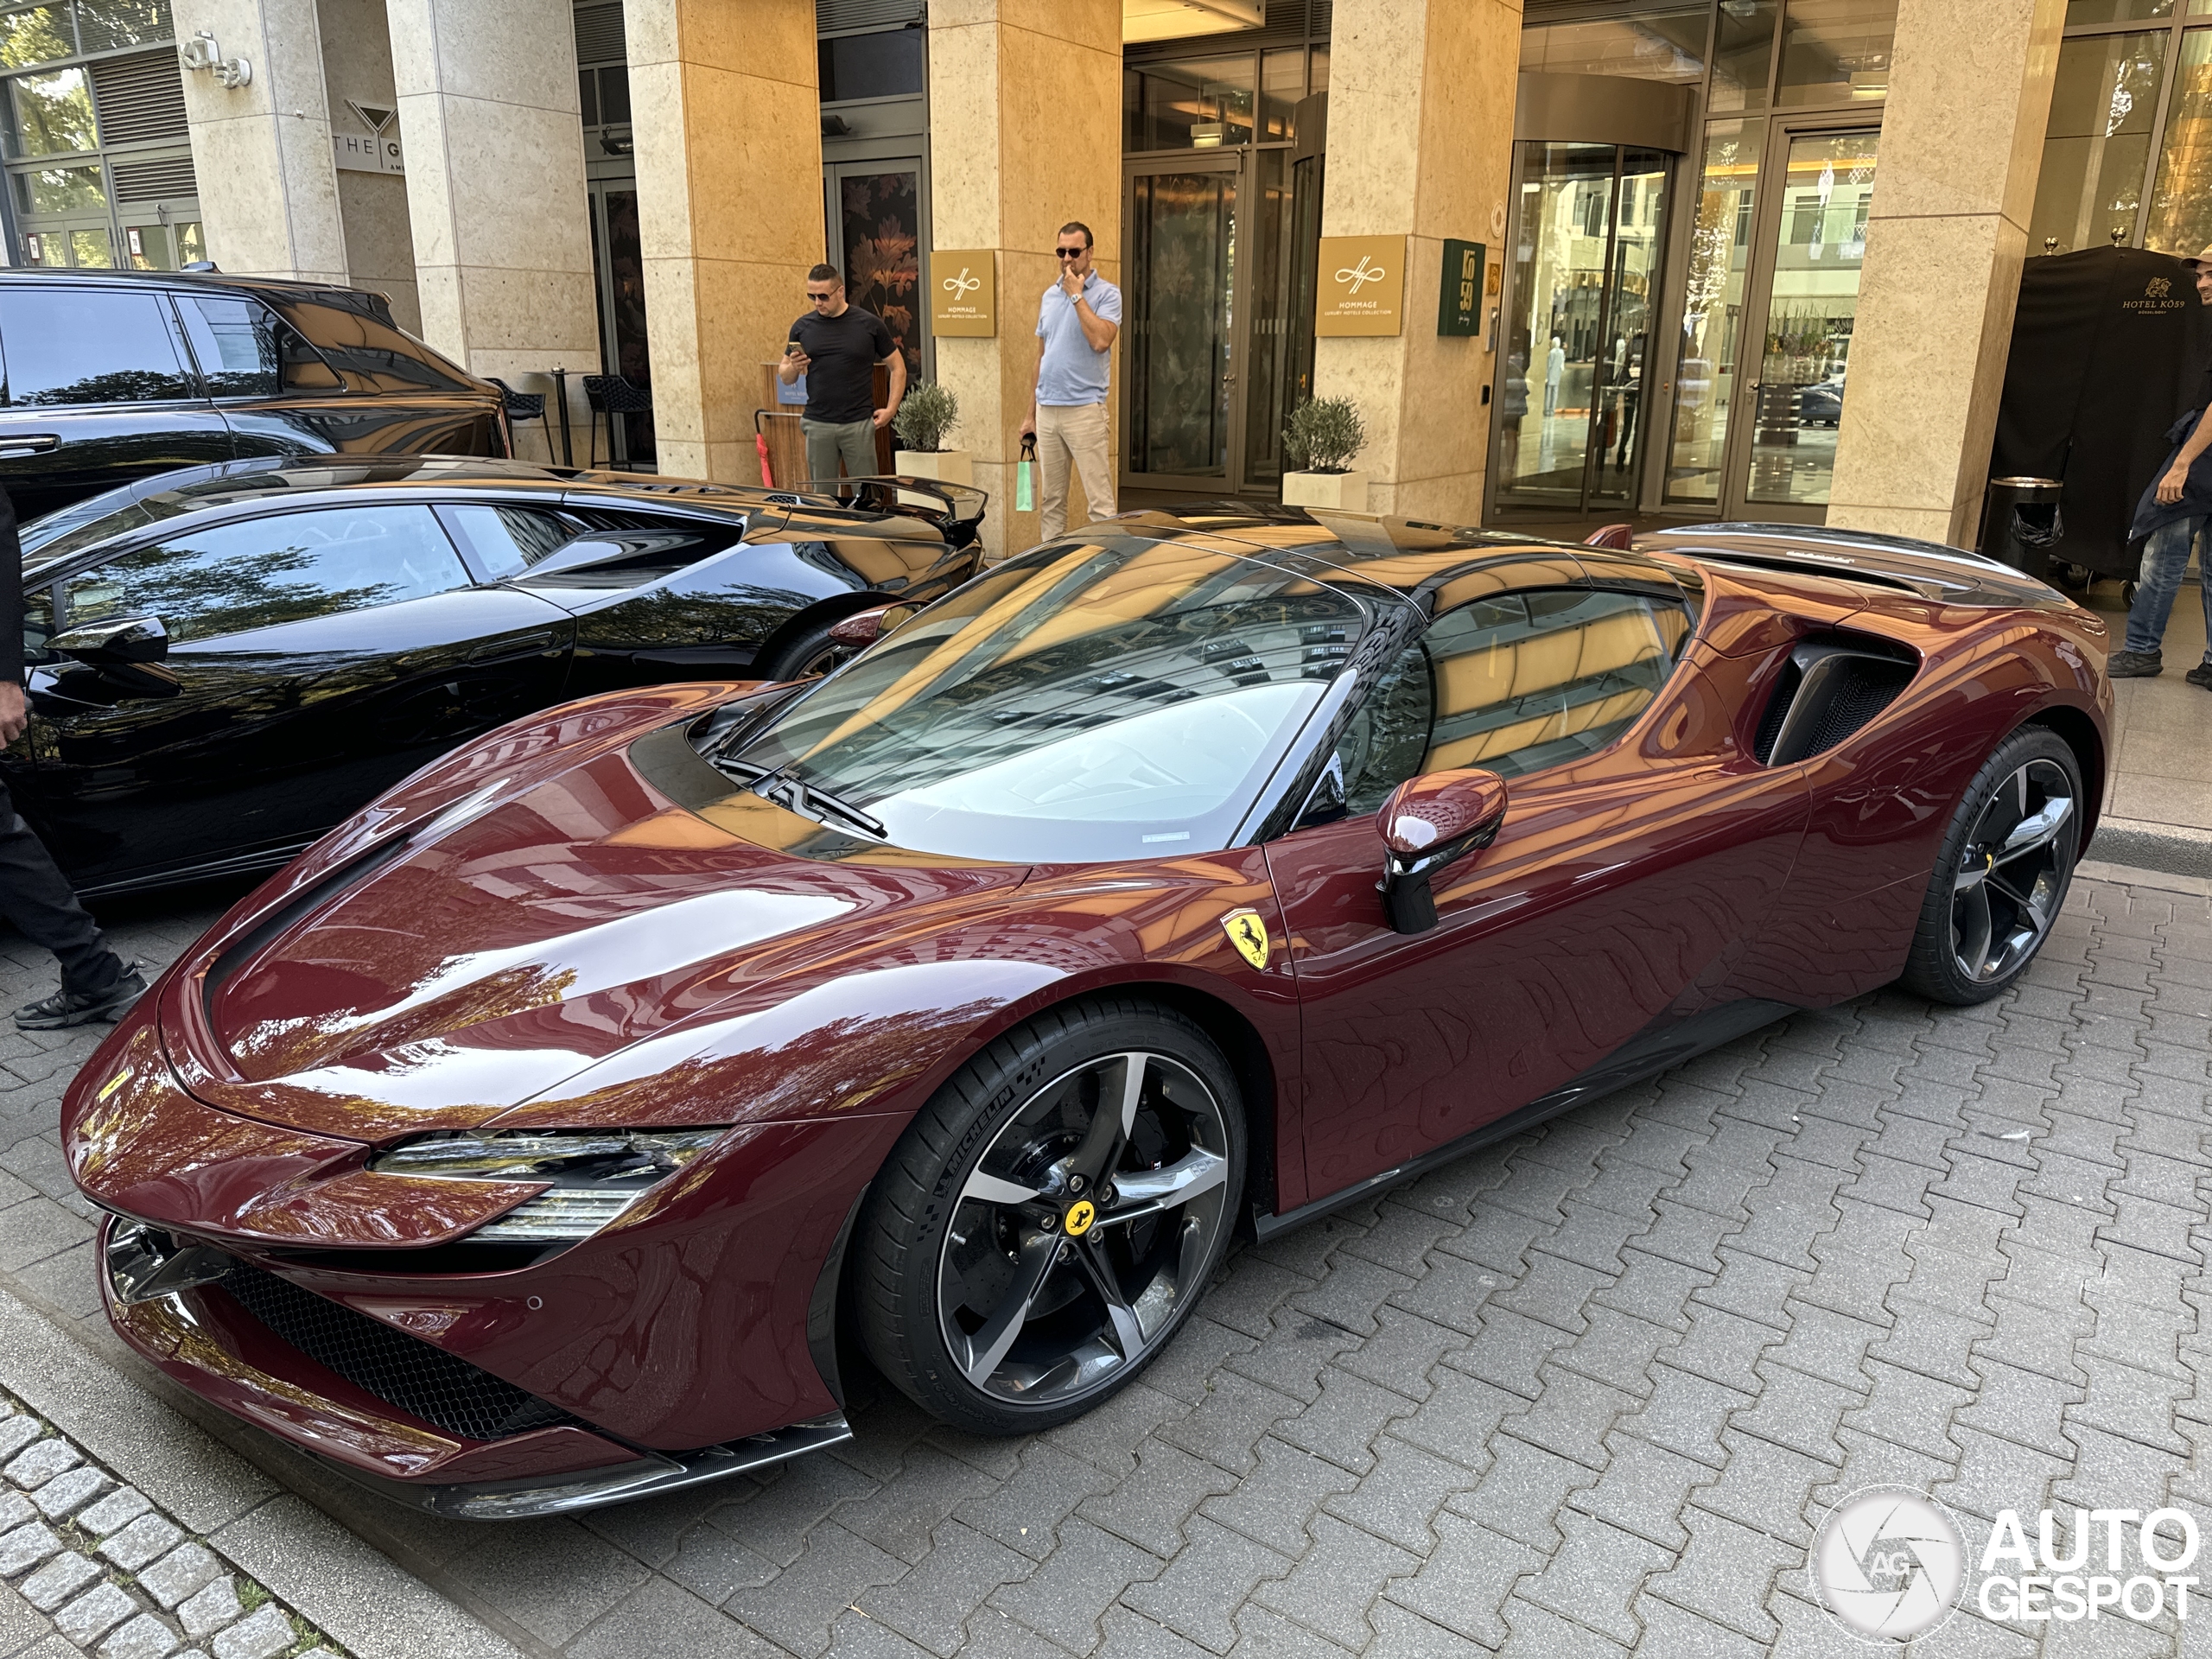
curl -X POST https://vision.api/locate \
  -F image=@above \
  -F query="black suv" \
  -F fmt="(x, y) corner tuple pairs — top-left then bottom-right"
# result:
(0, 270), (507, 518)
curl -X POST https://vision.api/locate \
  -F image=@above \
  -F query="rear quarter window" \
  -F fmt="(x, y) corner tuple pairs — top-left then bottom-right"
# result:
(282, 301), (476, 394)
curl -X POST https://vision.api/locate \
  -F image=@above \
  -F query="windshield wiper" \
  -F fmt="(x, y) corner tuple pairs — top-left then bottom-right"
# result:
(739, 762), (887, 841)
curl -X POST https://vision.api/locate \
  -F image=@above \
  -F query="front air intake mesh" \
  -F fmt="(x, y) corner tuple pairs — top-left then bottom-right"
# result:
(220, 1262), (575, 1441)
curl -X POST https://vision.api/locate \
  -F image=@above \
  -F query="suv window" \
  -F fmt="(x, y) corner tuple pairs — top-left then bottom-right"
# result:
(1306, 588), (1692, 825)
(283, 301), (475, 393)
(59, 505), (473, 644)
(175, 295), (340, 397)
(0, 287), (197, 405)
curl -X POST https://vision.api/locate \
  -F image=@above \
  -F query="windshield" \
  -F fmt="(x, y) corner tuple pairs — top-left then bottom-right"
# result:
(706, 534), (1380, 862)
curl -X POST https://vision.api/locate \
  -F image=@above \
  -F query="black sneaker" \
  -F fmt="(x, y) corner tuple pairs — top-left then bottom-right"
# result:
(2188, 662), (2212, 692)
(2107, 649), (2164, 678)
(15, 966), (149, 1031)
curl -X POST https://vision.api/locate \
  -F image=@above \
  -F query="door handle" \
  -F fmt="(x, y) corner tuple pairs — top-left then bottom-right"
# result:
(0, 435), (60, 457)
(468, 631), (556, 661)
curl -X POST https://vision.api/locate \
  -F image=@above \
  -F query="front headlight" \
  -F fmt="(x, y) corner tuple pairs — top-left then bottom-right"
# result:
(369, 1128), (727, 1243)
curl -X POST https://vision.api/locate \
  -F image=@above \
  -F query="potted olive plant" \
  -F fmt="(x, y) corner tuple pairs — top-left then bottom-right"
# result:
(892, 381), (971, 486)
(1281, 395), (1370, 512)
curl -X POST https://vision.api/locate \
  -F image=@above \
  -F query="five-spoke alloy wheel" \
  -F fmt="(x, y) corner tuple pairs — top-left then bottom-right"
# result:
(857, 1001), (1245, 1433)
(1903, 726), (2082, 1005)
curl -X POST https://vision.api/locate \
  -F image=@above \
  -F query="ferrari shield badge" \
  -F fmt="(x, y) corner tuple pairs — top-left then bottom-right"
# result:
(1222, 908), (1270, 971)
(1064, 1200), (1096, 1236)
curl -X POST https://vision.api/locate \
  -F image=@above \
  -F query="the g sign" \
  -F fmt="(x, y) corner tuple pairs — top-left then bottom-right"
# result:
(930, 250), (997, 337)
(1315, 235), (1406, 337)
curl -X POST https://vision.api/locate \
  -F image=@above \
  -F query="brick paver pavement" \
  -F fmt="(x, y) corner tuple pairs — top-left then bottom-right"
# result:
(0, 868), (2206, 1656)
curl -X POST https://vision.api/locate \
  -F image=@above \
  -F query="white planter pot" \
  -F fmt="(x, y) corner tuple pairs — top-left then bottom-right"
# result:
(894, 449), (974, 485)
(1281, 470), (1369, 512)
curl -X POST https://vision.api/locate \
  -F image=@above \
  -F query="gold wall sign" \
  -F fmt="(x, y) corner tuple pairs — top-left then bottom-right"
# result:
(1314, 235), (1406, 337)
(930, 251), (997, 337)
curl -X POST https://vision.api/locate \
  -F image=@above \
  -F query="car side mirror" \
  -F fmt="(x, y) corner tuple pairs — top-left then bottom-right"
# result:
(828, 601), (918, 651)
(53, 614), (168, 664)
(1376, 769), (1509, 935)
(50, 614), (179, 697)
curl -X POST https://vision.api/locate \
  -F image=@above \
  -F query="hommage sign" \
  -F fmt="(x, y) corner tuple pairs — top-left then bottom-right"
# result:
(930, 251), (996, 337)
(1315, 234), (1405, 337)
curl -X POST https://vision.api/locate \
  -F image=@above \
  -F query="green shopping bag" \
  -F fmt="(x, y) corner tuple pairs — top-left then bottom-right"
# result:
(1015, 434), (1037, 512)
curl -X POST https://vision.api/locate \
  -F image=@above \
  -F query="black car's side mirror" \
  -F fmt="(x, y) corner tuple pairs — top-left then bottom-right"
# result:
(51, 614), (179, 697)
(1376, 768), (1509, 935)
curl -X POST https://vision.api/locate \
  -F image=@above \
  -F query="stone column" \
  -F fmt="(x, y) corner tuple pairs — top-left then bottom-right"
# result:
(317, 0), (420, 333)
(1313, 0), (1520, 523)
(1827, 0), (2069, 546)
(385, 0), (599, 393)
(174, 0), (349, 282)
(625, 0), (823, 483)
(929, 0), (1122, 559)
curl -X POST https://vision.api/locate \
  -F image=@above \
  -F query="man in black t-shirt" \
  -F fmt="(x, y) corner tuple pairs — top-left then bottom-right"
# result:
(0, 484), (145, 1028)
(778, 263), (906, 484)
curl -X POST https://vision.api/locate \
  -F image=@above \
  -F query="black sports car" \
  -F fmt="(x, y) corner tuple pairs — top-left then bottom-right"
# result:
(14, 457), (985, 895)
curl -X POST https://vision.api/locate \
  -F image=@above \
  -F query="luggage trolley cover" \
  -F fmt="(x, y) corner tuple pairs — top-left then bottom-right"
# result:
(1990, 245), (2206, 580)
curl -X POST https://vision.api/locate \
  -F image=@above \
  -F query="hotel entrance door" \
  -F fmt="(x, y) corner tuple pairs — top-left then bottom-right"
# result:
(1665, 122), (1881, 521)
(1122, 148), (1304, 497)
(1492, 142), (1673, 515)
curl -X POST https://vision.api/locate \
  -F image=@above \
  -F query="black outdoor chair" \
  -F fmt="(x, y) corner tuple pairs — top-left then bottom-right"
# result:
(489, 378), (547, 461)
(583, 374), (653, 468)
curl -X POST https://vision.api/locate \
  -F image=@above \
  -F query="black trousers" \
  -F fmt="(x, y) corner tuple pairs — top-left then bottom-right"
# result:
(0, 772), (118, 994)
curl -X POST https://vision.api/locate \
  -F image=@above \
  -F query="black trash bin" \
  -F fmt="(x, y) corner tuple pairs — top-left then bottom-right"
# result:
(1982, 476), (2065, 582)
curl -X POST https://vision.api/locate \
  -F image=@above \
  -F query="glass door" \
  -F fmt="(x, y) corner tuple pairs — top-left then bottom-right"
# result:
(1491, 143), (1672, 514)
(1716, 123), (1880, 520)
(586, 176), (653, 468)
(1125, 155), (1242, 490)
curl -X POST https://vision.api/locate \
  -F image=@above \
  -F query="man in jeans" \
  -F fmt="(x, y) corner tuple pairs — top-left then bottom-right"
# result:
(2112, 247), (2212, 686)
(779, 263), (905, 484)
(1020, 221), (1121, 540)
(0, 484), (145, 1029)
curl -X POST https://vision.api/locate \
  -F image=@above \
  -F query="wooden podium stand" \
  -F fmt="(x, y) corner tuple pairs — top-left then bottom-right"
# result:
(756, 363), (897, 488)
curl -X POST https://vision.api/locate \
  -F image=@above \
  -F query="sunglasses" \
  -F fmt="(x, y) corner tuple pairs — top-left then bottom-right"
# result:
(1055, 247), (1086, 259)
(806, 289), (838, 301)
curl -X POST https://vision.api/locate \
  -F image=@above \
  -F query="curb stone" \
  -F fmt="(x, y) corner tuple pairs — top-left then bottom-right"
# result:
(0, 1387), (344, 1659)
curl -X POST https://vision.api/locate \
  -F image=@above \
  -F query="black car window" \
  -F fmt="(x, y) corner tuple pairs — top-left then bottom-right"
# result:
(282, 302), (475, 394)
(175, 295), (340, 397)
(442, 504), (583, 578)
(59, 505), (473, 645)
(0, 287), (196, 405)
(22, 589), (53, 667)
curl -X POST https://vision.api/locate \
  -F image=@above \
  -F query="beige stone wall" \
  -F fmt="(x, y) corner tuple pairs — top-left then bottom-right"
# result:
(929, 0), (1122, 559)
(625, 0), (823, 484)
(317, 0), (419, 332)
(1827, 0), (2069, 547)
(1313, 0), (1520, 524)
(386, 0), (599, 397)
(175, 0), (349, 283)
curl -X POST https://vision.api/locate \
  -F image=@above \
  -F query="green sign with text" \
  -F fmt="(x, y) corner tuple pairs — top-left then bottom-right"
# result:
(1438, 238), (1485, 337)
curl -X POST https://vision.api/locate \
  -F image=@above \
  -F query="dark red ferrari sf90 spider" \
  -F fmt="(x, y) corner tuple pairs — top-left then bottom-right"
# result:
(66, 509), (2107, 1516)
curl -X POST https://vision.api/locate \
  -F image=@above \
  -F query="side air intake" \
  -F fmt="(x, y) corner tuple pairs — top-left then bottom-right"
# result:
(1752, 638), (1917, 766)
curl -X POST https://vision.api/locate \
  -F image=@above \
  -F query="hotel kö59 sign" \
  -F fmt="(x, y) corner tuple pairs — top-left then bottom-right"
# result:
(1314, 235), (1406, 337)
(930, 251), (997, 337)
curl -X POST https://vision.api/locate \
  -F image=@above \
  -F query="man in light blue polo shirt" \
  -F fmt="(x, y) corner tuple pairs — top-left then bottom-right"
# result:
(1020, 220), (1121, 540)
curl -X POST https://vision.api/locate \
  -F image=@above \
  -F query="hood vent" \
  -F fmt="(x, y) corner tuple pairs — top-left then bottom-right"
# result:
(1753, 637), (1917, 766)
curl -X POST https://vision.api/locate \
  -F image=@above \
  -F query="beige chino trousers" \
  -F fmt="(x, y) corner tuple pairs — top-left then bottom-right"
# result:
(1036, 401), (1116, 541)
